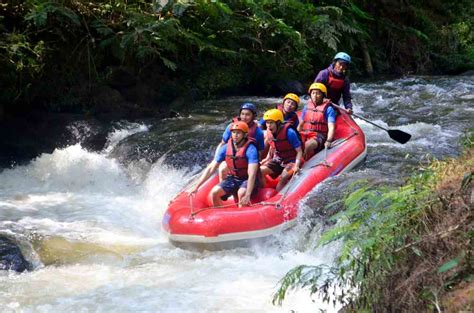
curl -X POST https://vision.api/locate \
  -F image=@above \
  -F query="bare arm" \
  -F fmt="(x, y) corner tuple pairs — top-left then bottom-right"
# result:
(297, 121), (303, 132)
(325, 123), (336, 148)
(261, 146), (275, 165)
(293, 146), (303, 172)
(239, 163), (258, 206)
(189, 160), (220, 193)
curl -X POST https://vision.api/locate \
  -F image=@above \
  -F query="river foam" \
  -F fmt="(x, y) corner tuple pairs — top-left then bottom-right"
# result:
(1, 75), (472, 312)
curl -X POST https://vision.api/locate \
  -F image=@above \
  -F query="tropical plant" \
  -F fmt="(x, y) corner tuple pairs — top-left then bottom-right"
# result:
(273, 131), (473, 310)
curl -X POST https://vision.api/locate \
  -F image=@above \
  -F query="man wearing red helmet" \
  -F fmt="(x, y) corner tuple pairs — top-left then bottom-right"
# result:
(190, 121), (259, 207)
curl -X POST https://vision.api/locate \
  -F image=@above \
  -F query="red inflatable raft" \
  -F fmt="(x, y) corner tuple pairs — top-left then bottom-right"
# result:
(162, 108), (366, 243)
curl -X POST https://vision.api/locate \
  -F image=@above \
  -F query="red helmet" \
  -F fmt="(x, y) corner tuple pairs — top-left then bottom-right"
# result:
(230, 121), (249, 133)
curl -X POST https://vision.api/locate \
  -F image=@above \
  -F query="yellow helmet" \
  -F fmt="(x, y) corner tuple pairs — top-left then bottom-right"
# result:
(283, 93), (300, 105)
(308, 82), (327, 96)
(263, 109), (284, 123)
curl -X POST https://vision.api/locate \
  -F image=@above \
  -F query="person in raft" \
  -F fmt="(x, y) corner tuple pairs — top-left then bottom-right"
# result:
(258, 93), (300, 160)
(297, 83), (336, 160)
(260, 109), (303, 192)
(314, 52), (353, 114)
(258, 93), (300, 129)
(215, 102), (265, 181)
(190, 121), (259, 207)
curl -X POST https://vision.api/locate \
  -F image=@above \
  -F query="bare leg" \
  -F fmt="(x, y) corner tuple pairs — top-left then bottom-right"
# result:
(276, 168), (292, 192)
(210, 185), (226, 207)
(260, 165), (274, 187)
(237, 187), (249, 207)
(303, 138), (319, 160)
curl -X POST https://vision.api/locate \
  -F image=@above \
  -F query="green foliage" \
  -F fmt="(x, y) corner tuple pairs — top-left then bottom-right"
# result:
(274, 144), (473, 309)
(1, 0), (473, 114)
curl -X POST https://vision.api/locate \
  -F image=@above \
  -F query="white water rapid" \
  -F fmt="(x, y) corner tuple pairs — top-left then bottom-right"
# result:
(1, 75), (473, 312)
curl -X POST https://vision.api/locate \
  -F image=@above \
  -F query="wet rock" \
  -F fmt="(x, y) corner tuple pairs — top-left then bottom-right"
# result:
(273, 80), (306, 95)
(459, 70), (474, 76)
(90, 86), (129, 117)
(0, 236), (30, 272)
(106, 66), (136, 89)
(0, 112), (112, 167)
(121, 83), (159, 108)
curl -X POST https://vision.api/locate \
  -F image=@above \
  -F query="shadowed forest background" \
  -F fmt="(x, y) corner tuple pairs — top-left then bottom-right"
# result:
(1, 0), (473, 119)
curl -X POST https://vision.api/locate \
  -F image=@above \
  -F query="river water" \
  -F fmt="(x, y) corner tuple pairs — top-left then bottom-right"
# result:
(0, 75), (473, 312)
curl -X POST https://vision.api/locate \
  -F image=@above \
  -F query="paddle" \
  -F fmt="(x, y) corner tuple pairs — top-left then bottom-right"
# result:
(350, 111), (412, 144)
(336, 106), (412, 144)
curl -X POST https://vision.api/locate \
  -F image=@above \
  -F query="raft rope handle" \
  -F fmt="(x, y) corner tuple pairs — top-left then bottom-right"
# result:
(189, 192), (195, 219)
(190, 201), (263, 217)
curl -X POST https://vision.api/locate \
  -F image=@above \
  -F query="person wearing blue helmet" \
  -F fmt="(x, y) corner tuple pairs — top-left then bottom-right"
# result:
(216, 102), (265, 181)
(314, 52), (353, 114)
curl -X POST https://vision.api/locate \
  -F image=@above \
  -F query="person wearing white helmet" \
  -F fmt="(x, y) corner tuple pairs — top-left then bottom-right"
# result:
(314, 52), (353, 114)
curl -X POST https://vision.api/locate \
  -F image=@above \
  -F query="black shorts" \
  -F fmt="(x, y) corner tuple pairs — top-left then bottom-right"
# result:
(218, 175), (259, 196)
(263, 160), (295, 178)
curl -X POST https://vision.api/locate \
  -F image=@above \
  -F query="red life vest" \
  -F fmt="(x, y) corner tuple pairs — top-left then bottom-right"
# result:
(301, 99), (332, 135)
(328, 70), (345, 94)
(267, 123), (297, 164)
(232, 117), (257, 139)
(276, 105), (299, 128)
(225, 138), (256, 179)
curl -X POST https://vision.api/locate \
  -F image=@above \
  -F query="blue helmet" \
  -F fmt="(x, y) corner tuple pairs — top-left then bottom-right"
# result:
(240, 102), (257, 115)
(334, 52), (351, 64)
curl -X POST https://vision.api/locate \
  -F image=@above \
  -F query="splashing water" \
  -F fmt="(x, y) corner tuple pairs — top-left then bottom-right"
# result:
(0, 75), (473, 312)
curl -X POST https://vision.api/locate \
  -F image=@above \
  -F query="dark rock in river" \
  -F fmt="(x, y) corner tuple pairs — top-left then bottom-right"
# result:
(0, 112), (113, 168)
(0, 236), (31, 272)
(459, 70), (474, 76)
(273, 80), (306, 95)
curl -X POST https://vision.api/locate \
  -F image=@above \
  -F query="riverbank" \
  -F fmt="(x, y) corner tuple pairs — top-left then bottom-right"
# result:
(0, 76), (472, 311)
(275, 130), (473, 311)
(2, 1), (473, 123)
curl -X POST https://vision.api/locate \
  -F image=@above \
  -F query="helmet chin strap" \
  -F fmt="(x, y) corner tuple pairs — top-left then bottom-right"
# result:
(275, 122), (283, 134)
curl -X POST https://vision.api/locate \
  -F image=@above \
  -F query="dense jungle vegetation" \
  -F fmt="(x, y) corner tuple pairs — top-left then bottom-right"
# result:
(274, 130), (473, 311)
(1, 0), (473, 118)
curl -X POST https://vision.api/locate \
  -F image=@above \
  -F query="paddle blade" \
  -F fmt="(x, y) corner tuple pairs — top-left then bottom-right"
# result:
(388, 129), (412, 144)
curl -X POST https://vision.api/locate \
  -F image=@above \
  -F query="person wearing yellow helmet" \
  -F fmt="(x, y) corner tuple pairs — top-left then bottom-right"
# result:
(280, 93), (300, 127)
(258, 93), (300, 130)
(260, 109), (303, 192)
(314, 52), (353, 114)
(190, 121), (259, 207)
(297, 83), (336, 160)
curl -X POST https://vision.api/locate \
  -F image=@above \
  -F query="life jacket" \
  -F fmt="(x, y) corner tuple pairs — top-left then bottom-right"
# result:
(232, 117), (257, 139)
(301, 99), (332, 135)
(328, 70), (345, 92)
(225, 138), (256, 179)
(267, 123), (297, 164)
(276, 105), (299, 128)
